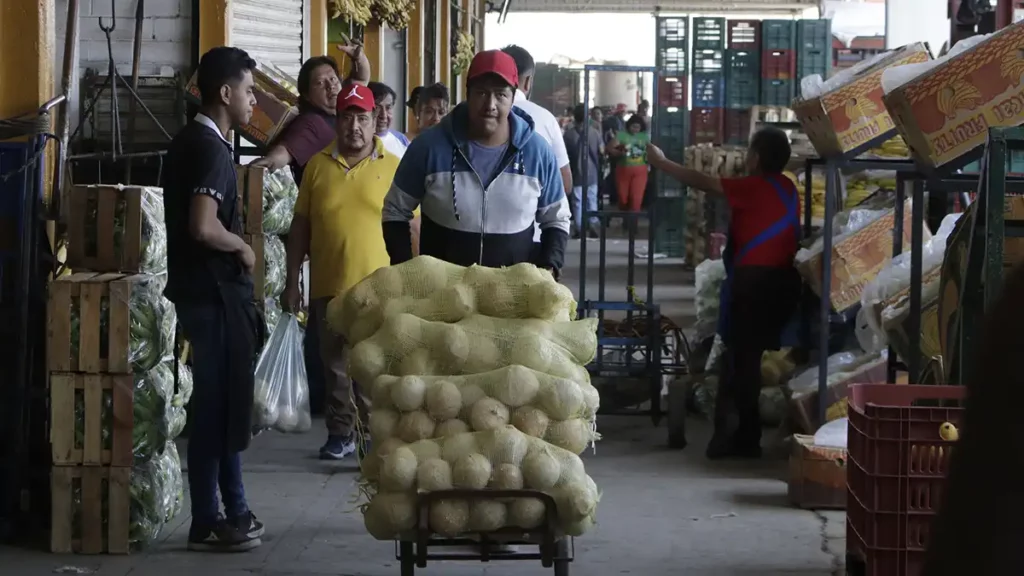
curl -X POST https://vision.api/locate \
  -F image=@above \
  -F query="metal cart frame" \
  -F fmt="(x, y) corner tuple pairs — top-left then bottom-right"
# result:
(396, 489), (573, 575)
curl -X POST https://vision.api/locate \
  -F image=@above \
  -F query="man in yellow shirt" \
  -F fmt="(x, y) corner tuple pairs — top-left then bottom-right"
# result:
(281, 83), (399, 460)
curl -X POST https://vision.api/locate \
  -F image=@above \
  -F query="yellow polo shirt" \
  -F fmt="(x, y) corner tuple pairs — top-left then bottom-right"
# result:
(295, 137), (400, 299)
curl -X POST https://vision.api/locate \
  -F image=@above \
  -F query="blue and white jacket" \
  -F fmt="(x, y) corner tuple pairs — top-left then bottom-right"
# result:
(381, 103), (571, 270)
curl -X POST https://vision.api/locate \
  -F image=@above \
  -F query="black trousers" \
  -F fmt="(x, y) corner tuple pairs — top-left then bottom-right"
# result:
(713, 266), (800, 445)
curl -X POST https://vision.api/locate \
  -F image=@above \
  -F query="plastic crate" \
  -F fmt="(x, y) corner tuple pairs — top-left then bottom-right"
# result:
(690, 108), (725, 145)
(727, 19), (760, 50)
(762, 20), (796, 51)
(693, 49), (725, 73)
(657, 16), (689, 50)
(693, 17), (726, 50)
(762, 49), (796, 79)
(653, 196), (687, 257)
(760, 78), (794, 106)
(655, 106), (687, 141)
(658, 46), (688, 75)
(846, 384), (965, 576)
(726, 49), (761, 77)
(725, 109), (752, 144)
(797, 48), (832, 81)
(725, 78), (759, 110)
(657, 75), (688, 108)
(796, 19), (832, 52)
(692, 73), (725, 107)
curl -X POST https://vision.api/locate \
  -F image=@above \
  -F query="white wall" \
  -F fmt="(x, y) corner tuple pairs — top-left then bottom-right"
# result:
(55, 0), (192, 131)
(885, 0), (948, 55)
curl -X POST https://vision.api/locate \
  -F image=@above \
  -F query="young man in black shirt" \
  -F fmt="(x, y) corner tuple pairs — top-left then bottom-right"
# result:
(162, 46), (264, 552)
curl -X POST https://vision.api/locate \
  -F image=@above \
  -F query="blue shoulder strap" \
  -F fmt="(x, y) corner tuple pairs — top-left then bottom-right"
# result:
(733, 176), (801, 263)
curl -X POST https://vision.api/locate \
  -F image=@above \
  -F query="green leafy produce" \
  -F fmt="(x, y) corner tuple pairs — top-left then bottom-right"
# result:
(263, 169), (298, 234)
(129, 440), (184, 547)
(72, 360), (191, 464)
(264, 234), (286, 298)
(69, 274), (175, 374)
(83, 186), (168, 273)
(264, 297), (283, 341)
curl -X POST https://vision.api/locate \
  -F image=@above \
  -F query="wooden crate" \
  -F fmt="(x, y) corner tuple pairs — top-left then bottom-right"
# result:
(243, 234), (265, 301)
(51, 465), (131, 554)
(66, 185), (148, 273)
(237, 165), (265, 234)
(787, 435), (846, 510)
(47, 272), (144, 374)
(50, 373), (133, 466)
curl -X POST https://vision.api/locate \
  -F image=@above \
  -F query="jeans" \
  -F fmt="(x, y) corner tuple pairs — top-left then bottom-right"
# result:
(178, 304), (249, 526)
(573, 184), (599, 230)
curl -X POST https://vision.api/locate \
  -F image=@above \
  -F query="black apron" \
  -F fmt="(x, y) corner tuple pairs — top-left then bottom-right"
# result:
(213, 276), (264, 453)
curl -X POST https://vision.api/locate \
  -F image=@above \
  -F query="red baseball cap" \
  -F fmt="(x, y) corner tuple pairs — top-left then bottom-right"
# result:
(336, 83), (375, 112)
(467, 50), (519, 88)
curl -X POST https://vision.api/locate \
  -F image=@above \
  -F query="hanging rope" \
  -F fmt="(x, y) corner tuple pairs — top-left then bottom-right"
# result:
(0, 111), (52, 184)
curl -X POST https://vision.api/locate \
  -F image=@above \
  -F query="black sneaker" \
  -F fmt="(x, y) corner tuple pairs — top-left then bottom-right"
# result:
(231, 511), (265, 539)
(188, 517), (262, 552)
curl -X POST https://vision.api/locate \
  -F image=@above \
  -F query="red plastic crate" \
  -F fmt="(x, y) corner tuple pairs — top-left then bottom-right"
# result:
(690, 108), (724, 145)
(762, 49), (796, 79)
(657, 75), (688, 108)
(728, 20), (761, 50)
(846, 384), (965, 576)
(724, 109), (752, 145)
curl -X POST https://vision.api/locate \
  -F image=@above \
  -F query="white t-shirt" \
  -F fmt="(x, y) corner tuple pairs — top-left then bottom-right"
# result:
(514, 89), (570, 243)
(381, 130), (408, 159)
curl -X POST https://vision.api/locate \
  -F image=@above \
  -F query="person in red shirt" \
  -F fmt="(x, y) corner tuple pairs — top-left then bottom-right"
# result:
(647, 127), (801, 459)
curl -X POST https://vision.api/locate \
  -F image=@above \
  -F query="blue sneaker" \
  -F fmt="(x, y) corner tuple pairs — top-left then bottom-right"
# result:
(320, 434), (357, 460)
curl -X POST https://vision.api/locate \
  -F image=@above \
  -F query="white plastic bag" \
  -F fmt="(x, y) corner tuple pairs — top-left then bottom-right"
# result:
(253, 314), (312, 433)
(813, 417), (849, 449)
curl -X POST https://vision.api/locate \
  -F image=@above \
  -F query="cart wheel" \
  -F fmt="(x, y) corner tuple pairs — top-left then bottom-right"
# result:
(553, 537), (570, 576)
(666, 378), (688, 449)
(399, 541), (415, 576)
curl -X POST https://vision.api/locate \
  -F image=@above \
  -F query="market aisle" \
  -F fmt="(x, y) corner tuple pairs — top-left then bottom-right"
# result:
(3, 417), (843, 576)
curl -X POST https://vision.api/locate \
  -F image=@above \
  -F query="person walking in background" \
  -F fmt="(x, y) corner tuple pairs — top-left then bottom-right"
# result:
(368, 81), (410, 158)
(499, 45), (572, 255)
(162, 46), (264, 552)
(603, 102), (627, 142)
(646, 128), (801, 459)
(381, 50), (570, 273)
(563, 103), (603, 238)
(637, 98), (651, 129)
(589, 106), (604, 132)
(608, 115), (650, 214)
(281, 84), (402, 461)
(248, 45), (370, 184)
(407, 82), (450, 138)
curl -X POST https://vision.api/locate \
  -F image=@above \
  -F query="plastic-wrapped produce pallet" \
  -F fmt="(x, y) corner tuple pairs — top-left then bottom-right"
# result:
(331, 257), (600, 574)
(48, 185), (190, 554)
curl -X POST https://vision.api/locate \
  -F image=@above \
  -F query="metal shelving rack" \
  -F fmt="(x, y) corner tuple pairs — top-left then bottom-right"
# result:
(579, 65), (673, 434)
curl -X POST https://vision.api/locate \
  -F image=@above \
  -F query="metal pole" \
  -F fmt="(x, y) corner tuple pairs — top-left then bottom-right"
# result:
(55, 0), (82, 220)
(908, 178), (925, 382)
(579, 70), (590, 312)
(125, 0), (145, 183)
(817, 161), (837, 426)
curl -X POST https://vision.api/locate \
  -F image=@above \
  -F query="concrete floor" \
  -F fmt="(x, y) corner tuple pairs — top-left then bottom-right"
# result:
(1, 239), (848, 575)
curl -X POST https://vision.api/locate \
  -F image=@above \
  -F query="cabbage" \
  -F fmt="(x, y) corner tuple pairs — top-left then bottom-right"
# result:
(264, 234), (286, 298)
(262, 169), (298, 234)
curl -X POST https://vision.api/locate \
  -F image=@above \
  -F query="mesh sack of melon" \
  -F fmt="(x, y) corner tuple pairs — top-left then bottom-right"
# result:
(327, 256), (601, 540)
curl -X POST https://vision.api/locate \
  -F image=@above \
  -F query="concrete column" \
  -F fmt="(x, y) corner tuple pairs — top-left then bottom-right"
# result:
(198, 0), (229, 56)
(309, 0), (328, 57)
(439, 0), (450, 92)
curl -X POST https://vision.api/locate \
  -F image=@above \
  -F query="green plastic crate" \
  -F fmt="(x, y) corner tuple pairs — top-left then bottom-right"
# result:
(762, 20), (796, 51)
(693, 17), (726, 50)
(657, 17), (689, 50)
(761, 78), (795, 106)
(797, 19), (833, 79)
(653, 196), (687, 257)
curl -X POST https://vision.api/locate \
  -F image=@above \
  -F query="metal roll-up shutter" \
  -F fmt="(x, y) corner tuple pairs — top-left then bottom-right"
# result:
(232, 0), (305, 79)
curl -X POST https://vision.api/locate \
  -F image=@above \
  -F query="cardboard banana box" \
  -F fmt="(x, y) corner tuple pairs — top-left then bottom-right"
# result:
(797, 200), (930, 312)
(792, 43), (931, 158)
(884, 21), (1024, 169)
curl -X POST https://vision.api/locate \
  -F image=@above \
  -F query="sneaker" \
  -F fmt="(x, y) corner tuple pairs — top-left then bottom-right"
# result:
(320, 434), (357, 460)
(231, 511), (265, 539)
(188, 517), (262, 552)
(587, 223), (600, 238)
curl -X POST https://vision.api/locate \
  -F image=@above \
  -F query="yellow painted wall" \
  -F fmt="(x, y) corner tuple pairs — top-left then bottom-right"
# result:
(439, 0), (451, 93)
(0, 0), (56, 205)
(199, 0), (230, 57)
(406, 2), (426, 128)
(309, 0), (328, 57)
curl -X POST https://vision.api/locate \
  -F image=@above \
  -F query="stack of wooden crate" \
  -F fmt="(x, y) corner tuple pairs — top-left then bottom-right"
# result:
(48, 184), (168, 554)
(237, 165), (266, 303)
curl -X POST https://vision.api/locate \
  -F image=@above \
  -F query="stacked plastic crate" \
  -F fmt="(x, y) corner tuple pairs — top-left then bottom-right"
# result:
(653, 16), (690, 257)
(690, 17), (726, 146)
(724, 20), (761, 145)
(760, 20), (797, 107)
(796, 19), (833, 84)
